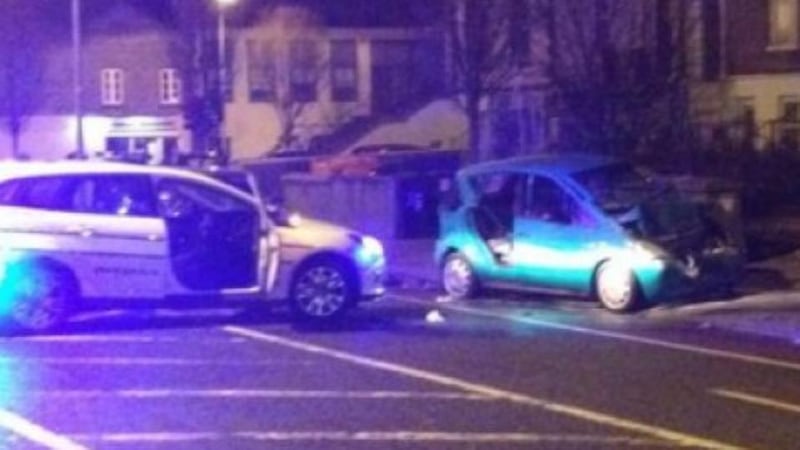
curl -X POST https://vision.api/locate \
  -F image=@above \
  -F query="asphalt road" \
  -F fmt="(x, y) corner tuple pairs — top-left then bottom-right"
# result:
(0, 290), (799, 450)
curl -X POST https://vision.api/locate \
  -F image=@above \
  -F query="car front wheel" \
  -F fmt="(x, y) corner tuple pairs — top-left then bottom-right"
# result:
(595, 261), (640, 312)
(290, 258), (356, 321)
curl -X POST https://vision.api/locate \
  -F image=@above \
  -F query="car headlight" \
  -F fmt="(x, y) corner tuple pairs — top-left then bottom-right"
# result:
(361, 235), (384, 258)
(352, 234), (384, 263)
(627, 240), (667, 268)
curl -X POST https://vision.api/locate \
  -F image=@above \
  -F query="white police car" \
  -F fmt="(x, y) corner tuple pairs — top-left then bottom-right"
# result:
(0, 161), (385, 333)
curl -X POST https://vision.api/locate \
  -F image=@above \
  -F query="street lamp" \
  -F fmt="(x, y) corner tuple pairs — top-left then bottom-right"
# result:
(216, 0), (237, 162)
(71, 0), (85, 159)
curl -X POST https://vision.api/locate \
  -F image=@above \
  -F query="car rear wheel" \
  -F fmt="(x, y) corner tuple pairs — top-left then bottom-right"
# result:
(9, 266), (76, 333)
(291, 259), (356, 321)
(595, 261), (640, 312)
(442, 252), (478, 300)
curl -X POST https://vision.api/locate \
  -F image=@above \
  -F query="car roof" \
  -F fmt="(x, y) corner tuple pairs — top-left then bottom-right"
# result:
(0, 160), (212, 182)
(0, 160), (252, 196)
(459, 153), (619, 178)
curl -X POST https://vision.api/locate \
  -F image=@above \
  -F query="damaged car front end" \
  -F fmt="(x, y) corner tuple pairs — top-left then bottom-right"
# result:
(572, 163), (745, 303)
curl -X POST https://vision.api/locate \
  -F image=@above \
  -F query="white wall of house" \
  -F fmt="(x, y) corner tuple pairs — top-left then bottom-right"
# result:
(723, 74), (800, 124)
(224, 8), (445, 159)
(0, 114), (189, 162)
(350, 99), (468, 150)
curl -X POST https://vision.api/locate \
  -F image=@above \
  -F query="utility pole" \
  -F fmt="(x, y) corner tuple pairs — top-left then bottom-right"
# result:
(71, 0), (85, 158)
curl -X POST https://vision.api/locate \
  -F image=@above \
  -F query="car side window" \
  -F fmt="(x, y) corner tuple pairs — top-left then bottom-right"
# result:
(525, 176), (579, 225)
(71, 176), (157, 217)
(156, 178), (252, 219)
(14, 176), (76, 211)
(0, 180), (23, 205)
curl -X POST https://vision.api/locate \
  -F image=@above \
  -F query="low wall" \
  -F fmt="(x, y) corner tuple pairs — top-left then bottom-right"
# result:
(281, 173), (447, 239)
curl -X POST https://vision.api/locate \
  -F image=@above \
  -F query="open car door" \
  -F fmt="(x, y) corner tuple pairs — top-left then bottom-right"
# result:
(155, 177), (263, 294)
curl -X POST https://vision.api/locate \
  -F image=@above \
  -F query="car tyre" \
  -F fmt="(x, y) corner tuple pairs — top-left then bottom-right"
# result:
(595, 261), (640, 312)
(442, 252), (479, 300)
(290, 258), (356, 321)
(9, 266), (76, 334)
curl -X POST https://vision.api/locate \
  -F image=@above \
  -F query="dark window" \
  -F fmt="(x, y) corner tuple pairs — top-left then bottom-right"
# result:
(14, 176), (75, 210)
(7, 175), (156, 216)
(289, 40), (319, 102)
(0, 180), (23, 205)
(701, 0), (721, 81)
(71, 176), (156, 217)
(247, 39), (277, 102)
(525, 176), (577, 225)
(330, 40), (358, 102)
(106, 137), (129, 159)
(156, 178), (250, 219)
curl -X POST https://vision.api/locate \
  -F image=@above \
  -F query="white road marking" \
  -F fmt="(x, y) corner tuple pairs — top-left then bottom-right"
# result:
(0, 408), (87, 450)
(712, 388), (800, 415)
(69, 430), (673, 446)
(0, 357), (314, 366)
(13, 335), (246, 344)
(393, 295), (800, 372)
(225, 326), (741, 450)
(29, 389), (494, 401)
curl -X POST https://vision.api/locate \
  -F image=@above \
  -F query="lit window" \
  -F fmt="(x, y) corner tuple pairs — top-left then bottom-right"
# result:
(101, 68), (124, 105)
(159, 69), (182, 105)
(769, 0), (799, 50)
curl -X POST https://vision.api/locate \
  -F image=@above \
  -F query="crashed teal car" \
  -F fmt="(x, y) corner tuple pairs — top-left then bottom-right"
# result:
(435, 154), (744, 312)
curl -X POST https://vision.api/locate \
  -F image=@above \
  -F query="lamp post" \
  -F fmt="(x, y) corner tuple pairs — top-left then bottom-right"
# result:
(71, 0), (84, 159)
(216, 0), (236, 161)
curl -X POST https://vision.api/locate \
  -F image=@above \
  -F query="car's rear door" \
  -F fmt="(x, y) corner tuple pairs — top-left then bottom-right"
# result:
(2, 174), (168, 299)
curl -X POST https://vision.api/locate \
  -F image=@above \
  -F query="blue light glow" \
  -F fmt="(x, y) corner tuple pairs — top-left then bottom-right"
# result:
(356, 235), (384, 265)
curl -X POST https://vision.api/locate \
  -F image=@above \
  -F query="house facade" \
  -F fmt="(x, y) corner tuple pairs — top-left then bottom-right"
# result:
(0, 2), (459, 162)
(0, 4), (188, 162)
(696, 0), (800, 151)
(224, 6), (455, 159)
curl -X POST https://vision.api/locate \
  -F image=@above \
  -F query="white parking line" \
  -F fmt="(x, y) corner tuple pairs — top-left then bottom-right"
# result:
(393, 295), (800, 372)
(712, 388), (800, 415)
(0, 408), (87, 450)
(29, 389), (494, 401)
(224, 326), (741, 449)
(68, 430), (673, 447)
(0, 357), (315, 366)
(14, 335), (247, 344)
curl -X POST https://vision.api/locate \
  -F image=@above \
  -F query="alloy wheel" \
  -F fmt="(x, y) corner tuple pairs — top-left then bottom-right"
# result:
(294, 266), (348, 318)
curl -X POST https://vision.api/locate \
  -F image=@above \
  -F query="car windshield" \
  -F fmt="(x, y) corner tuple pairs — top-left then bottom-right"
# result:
(572, 163), (664, 213)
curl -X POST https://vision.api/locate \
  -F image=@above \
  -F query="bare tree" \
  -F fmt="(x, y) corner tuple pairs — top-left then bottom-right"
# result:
(445, 0), (531, 162)
(168, 0), (219, 159)
(253, 6), (328, 152)
(530, 0), (698, 157)
(0, 1), (45, 159)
